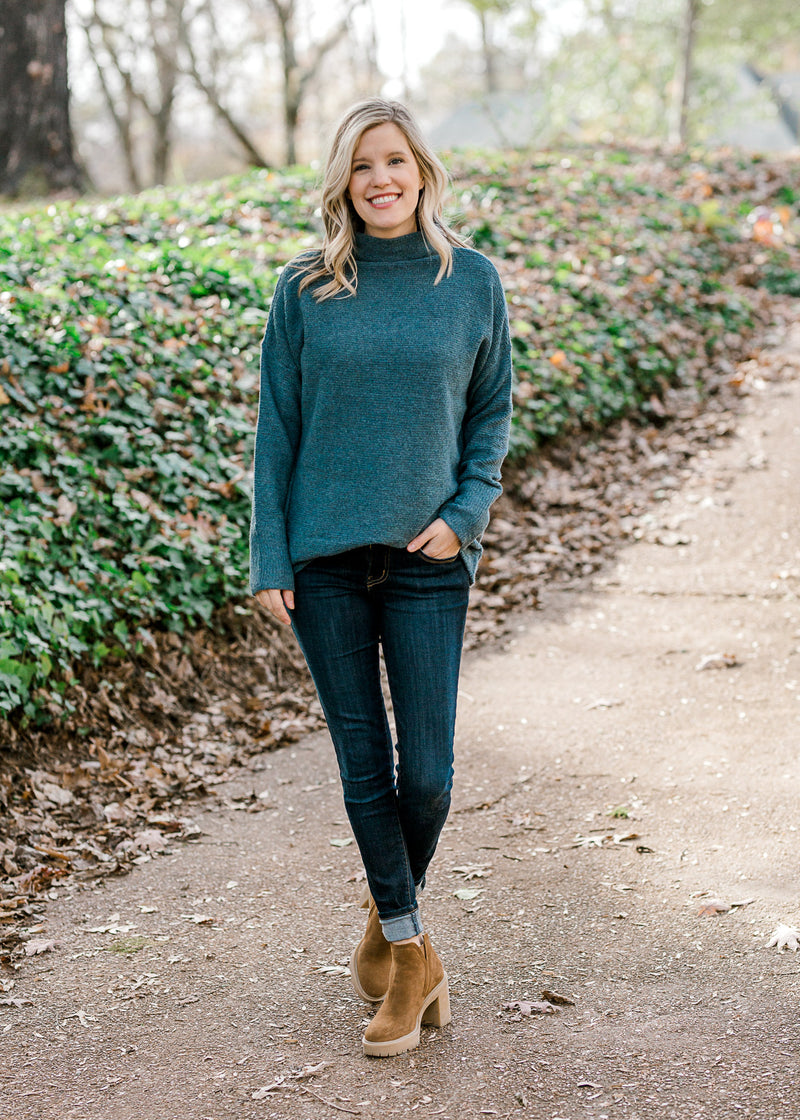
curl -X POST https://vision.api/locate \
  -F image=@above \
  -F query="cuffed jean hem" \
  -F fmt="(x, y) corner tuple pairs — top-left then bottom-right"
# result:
(380, 907), (423, 943)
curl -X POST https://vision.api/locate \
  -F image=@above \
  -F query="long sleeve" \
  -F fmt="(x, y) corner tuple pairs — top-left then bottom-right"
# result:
(249, 269), (303, 593)
(248, 234), (512, 588)
(438, 269), (512, 545)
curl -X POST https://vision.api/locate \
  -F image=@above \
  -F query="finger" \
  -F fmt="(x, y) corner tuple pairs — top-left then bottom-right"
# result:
(256, 589), (291, 625)
(283, 590), (295, 612)
(407, 527), (435, 552)
(269, 591), (291, 625)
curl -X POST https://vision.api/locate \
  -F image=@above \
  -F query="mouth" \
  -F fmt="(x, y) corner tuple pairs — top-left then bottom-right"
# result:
(367, 193), (401, 208)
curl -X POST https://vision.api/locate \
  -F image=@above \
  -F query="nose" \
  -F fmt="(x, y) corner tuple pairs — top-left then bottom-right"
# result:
(370, 163), (391, 187)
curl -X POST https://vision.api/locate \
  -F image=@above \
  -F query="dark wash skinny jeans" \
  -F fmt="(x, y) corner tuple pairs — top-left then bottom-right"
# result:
(290, 545), (470, 942)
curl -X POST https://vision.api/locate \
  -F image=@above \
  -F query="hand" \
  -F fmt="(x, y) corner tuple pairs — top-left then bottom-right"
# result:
(406, 518), (461, 560)
(255, 588), (295, 626)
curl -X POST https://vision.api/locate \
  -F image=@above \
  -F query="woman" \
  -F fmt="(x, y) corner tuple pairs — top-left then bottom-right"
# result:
(250, 98), (512, 1057)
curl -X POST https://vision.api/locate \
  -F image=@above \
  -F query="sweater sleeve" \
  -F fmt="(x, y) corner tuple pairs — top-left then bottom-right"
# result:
(249, 268), (303, 594)
(438, 267), (513, 545)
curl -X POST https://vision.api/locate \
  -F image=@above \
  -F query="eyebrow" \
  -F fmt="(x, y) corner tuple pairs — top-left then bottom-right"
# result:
(352, 150), (409, 163)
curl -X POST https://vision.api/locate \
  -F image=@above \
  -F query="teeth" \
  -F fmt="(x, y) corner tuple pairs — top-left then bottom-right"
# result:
(369, 194), (399, 205)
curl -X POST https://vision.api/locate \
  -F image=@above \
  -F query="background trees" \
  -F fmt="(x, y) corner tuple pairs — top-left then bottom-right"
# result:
(0, 0), (84, 196)
(525, 0), (800, 148)
(1, 0), (797, 197)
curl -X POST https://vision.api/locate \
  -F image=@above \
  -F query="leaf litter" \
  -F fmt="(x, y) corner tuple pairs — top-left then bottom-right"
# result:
(765, 925), (800, 952)
(694, 895), (755, 917)
(2, 150), (800, 964)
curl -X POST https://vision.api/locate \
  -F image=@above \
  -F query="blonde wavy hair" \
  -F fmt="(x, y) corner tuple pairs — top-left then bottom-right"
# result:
(294, 98), (468, 301)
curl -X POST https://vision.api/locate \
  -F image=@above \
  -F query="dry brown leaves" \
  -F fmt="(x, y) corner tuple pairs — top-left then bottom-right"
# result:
(0, 604), (323, 963)
(2, 301), (799, 965)
(468, 296), (800, 650)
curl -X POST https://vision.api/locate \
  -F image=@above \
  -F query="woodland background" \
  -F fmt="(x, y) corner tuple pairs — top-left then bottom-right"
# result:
(0, 0), (799, 958)
(1, 0), (799, 197)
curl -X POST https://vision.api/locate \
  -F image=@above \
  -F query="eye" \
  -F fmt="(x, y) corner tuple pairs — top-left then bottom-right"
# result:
(390, 157), (405, 165)
(352, 162), (369, 172)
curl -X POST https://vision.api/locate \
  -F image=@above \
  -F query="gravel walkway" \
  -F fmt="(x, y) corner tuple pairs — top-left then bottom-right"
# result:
(2, 335), (799, 1120)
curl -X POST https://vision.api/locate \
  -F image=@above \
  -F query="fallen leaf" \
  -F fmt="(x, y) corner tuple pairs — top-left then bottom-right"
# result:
(696, 652), (740, 671)
(182, 914), (213, 925)
(766, 924), (800, 953)
(251, 1059), (330, 1098)
(23, 938), (59, 956)
(654, 528), (691, 547)
(453, 888), (482, 900)
(503, 999), (557, 1017)
(253, 1077), (286, 1098)
(129, 829), (169, 854)
(541, 989), (575, 1006)
(451, 864), (493, 880)
(296, 1061), (331, 1078)
(32, 781), (74, 807)
(329, 838), (353, 848)
(698, 899), (731, 917)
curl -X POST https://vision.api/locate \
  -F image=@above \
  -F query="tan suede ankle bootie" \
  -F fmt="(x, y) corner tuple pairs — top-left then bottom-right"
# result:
(362, 934), (450, 1057)
(349, 896), (391, 1002)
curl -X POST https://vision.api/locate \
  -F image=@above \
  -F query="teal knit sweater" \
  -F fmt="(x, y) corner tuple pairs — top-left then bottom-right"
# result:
(249, 230), (512, 593)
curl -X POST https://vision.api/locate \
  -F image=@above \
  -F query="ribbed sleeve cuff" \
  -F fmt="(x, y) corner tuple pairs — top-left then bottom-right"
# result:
(439, 500), (491, 548)
(249, 537), (295, 595)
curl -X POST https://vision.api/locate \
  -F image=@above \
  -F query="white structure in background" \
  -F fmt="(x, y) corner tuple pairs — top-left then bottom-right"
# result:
(431, 67), (800, 153)
(711, 66), (799, 152)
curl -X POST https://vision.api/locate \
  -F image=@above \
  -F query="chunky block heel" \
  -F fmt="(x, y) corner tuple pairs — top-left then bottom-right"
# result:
(362, 934), (450, 1057)
(421, 976), (450, 1027)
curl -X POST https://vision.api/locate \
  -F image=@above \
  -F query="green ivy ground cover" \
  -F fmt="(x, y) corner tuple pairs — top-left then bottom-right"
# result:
(0, 149), (797, 727)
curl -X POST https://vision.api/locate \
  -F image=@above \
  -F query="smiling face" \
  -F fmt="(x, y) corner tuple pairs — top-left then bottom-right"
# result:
(347, 121), (425, 239)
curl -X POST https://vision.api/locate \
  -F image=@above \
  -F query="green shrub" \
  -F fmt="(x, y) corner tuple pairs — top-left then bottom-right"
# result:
(1, 150), (798, 725)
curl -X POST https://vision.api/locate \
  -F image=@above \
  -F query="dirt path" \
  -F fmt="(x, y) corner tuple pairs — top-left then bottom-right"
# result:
(3, 348), (800, 1120)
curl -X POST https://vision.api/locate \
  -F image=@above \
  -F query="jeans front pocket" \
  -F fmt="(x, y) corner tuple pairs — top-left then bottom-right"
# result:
(418, 550), (461, 565)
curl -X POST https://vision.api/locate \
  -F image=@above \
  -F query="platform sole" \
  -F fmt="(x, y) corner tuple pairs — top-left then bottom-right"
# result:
(362, 974), (451, 1058)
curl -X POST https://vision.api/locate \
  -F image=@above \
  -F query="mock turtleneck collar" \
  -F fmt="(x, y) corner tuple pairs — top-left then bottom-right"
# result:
(354, 231), (436, 262)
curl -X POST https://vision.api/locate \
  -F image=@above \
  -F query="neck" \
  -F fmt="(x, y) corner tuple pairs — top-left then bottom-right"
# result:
(353, 230), (436, 262)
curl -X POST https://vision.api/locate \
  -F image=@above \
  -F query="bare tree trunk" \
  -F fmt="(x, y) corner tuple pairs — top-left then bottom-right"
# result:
(271, 0), (300, 164)
(478, 8), (498, 95)
(0, 0), (84, 196)
(79, 0), (188, 189)
(150, 0), (183, 184)
(178, 4), (271, 169)
(399, 0), (411, 104)
(268, 0), (363, 166)
(81, 15), (142, 191)
(671, 0), (700, 145)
